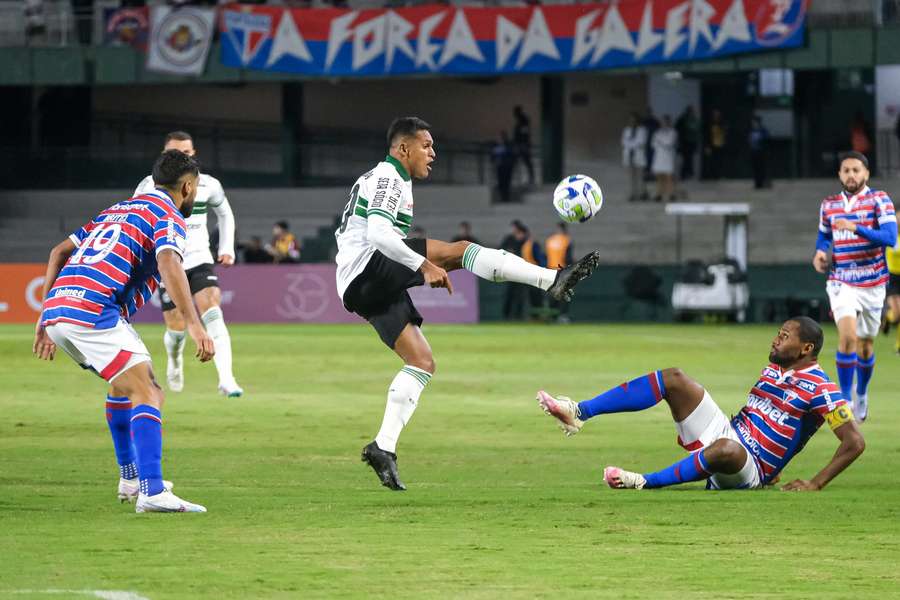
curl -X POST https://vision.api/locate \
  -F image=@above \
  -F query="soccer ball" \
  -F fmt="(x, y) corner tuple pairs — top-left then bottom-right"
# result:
(553, 174), (603, 223)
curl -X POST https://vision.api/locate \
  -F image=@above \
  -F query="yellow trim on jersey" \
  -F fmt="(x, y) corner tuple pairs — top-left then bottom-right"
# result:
(825, 405), (854, 430)
(886, 243), (900, 274)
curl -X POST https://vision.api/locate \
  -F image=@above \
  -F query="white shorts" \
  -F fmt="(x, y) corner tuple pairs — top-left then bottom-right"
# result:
(46, 318), (151, 382)
(826, 280), (886, 339)
(674, 391), (763, 490)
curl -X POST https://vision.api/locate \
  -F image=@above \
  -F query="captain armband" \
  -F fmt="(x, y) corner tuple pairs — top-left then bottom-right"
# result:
(825, 405), (854, 430)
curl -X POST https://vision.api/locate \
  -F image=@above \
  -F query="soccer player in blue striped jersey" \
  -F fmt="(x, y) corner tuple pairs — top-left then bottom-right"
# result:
(33, 150), (215, 513)
(813, 151), (897, 421)
(538, 318), (865, 491)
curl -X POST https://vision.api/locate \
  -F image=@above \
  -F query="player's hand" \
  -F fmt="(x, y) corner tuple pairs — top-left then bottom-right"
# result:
(218, 254), (235, 267)
(832, 219), (857, 232)
(32, 322), (56, 361)
(187, 323), (215, 362)
(812, 250), (829, 274)
(781, 479), (821, 491)
(420, 260), (453, 295)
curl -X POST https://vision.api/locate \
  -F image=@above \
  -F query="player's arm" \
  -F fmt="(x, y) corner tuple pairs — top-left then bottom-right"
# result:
(157, 249), (214, 362)
(33, 237), (77, 360)
(782, 405), (865, 491)
(365, 179), (451, 293)
(813, 203), (832, 273)
(210, 181), (236, 266)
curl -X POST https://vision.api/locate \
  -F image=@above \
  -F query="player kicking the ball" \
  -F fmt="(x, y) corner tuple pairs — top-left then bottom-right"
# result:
(336, 117), (602, 491)
(34, 150), (214, 513)
(538, 317), (865, 491)
(134, 131), (242, 397)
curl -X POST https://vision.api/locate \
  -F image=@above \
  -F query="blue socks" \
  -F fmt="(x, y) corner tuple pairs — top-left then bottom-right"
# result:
(643, 450), (711, 489)
(105, 395), (137, 480)
(131, 405), (164, 496)
(856, 354), (875, 397)
(577, 371), (666, 420)
(835, 351), (857, 401)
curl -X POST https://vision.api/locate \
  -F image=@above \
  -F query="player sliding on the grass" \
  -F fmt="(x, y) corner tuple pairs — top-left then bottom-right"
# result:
(335, 116), (602, 491)
(538, 317), (865, 491)
(33, 150), (214, 513)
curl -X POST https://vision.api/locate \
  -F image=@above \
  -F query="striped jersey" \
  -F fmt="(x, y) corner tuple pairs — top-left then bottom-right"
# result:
(818, 187), (896, 287)
(41, 191), (187, 330)
(334, 155), (414, 299)
(730, 363), (845, 484)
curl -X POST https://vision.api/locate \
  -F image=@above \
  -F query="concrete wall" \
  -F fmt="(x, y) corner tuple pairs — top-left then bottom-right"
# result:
(302, 76), (542, 145)
(92, 83), (284, 123)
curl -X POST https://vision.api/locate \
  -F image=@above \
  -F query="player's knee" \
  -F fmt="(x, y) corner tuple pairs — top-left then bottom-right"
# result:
(409, 355), (436, 375)
(705, 439), (745, 472)
(661, 367), (688, 391)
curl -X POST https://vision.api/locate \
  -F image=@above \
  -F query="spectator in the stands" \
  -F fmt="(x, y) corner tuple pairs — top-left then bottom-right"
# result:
(749, 114), (770, 190)
(242, 236), (273, 264)
(265, 221), (300, 263)
(651, 114), (678, 202)
(706, 108), (727, 179)
(451, 221), (482, 245)
(491, 131), (515, 203)
(621, 112), (648, 202)
(513, 105), (535, 185)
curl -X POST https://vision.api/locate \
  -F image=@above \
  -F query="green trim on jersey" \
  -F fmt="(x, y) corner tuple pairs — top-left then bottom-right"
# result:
(355, 196), (369, 218)
(396, 212), (413, 226)
(385, 155), (411, 182)
(368, 208), (395, 222)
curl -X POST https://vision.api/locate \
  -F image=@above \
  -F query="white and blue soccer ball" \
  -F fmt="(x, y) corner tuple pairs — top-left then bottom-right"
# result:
(553, 174), (603, 223)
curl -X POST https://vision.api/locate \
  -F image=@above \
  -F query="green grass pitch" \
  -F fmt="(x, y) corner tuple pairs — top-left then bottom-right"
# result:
(1, 322), (899, 599)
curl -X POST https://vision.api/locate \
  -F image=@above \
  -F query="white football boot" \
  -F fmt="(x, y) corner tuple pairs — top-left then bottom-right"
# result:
(536, 390), (584, 436)
(135, 490), (206, 513)
(118, 478), (173, 503)
(166, 354), (184, 393)
(603, 466), (647, 490)
(218, 380), (244, 398)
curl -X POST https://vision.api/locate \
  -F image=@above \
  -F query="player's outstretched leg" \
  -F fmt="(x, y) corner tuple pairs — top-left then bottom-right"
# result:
(362, 325), (434, 491)
(538, 370), (669, 436)
(855, 348), (874, 422)
(605, 438), (747, 490)
(111, 364), (206, 513)
(456, 242), (601, 302)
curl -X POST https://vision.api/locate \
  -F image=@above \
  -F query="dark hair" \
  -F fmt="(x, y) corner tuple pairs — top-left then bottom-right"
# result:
(152, 149), (199, 188)
(459, 221), (470, 228)
(557, 222), (568, 232)
(387, 117), (431, 147)
(275, 220), (289, 230)
(839, 151), (869, 169)
(165, 130), (193, 144)
(788, 316), (824, 357)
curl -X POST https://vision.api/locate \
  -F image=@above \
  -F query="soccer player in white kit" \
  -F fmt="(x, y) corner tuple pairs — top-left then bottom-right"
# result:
(812, 151), (897, 421)
(134, 131), (243, 397)
(335, 117), (602, 491)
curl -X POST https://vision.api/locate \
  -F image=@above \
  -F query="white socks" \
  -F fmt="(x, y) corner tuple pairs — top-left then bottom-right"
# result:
(462, 244), (557, 290)
(163, 329), (186, 362)
(375, 366), (432, 454)
(201, 306), (235, 386)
